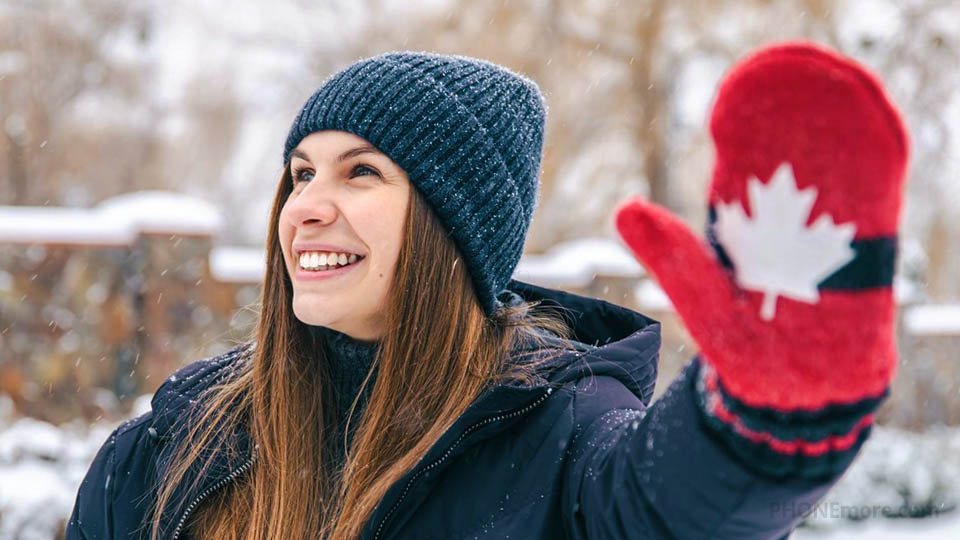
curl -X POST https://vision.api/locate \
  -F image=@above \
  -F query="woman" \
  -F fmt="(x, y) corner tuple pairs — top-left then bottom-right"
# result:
(66, 44), (907, 540)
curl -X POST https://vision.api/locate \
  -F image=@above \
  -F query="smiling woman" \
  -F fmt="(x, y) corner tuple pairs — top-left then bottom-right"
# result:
(82, 51), (586, 540)
(66, 45), (908, 540)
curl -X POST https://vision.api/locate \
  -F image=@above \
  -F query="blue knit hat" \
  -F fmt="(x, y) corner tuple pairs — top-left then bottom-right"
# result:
(283, 51), (547, 316)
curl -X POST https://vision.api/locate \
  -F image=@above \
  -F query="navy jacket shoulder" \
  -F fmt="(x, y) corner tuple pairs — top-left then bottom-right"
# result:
(65, 344), (254, 540)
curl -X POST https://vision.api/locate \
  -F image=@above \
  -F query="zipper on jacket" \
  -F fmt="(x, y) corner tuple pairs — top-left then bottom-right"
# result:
(167, 386), (553, 540)
(170, 444), (259, 540)
(371, 386), (554, 540)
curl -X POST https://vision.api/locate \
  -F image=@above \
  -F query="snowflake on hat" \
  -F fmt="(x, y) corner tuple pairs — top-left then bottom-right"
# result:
(614, 41), (909, 476)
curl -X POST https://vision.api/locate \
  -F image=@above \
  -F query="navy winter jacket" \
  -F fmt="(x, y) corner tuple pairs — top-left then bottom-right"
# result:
(66, 279), (853, 539)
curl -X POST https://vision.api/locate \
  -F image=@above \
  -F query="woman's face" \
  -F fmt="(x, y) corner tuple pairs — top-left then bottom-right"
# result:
(278, 130), (411, 341)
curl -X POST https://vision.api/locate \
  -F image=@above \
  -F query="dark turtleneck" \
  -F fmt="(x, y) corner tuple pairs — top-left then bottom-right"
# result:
(306, 290), (534, 473)
(308, 325), (380, 473)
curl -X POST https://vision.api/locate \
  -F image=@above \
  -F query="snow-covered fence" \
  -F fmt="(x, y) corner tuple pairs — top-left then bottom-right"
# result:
(1, 191), (958, 428)
(0, 192), (257, 423)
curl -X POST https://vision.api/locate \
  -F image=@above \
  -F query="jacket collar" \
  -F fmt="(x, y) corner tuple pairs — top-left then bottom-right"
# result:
(148, 279), (661, 538)
(502, 279), (660, 406)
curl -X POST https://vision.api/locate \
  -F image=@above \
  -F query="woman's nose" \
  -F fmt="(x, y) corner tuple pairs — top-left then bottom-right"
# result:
(287, 184), (339, 226)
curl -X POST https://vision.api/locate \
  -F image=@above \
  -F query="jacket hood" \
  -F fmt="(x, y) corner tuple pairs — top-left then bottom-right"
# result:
(502, 279), (661, 407)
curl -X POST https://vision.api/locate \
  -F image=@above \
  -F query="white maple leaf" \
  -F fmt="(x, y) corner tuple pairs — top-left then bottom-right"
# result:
(714, 162), (857, 321)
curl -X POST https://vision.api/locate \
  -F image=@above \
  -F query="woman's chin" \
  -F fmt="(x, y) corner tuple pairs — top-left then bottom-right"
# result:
(291, 298), (343, 328)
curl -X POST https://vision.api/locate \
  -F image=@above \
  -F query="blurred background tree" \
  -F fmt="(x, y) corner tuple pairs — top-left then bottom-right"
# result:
(2, 0), (956, 299)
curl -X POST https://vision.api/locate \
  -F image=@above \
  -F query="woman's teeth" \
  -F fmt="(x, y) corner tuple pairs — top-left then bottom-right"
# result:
(298, 251), (361, 271)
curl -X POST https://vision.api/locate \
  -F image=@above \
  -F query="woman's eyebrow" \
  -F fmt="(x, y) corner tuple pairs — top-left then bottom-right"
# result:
(290, 144), (383, 164)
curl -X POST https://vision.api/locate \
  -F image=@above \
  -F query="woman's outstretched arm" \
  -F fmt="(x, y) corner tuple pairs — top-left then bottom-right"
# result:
(560, 355), (878, 539)
(561, 40), (908, 540)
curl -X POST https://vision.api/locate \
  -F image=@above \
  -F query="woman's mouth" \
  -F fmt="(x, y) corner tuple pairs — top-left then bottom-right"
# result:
(298, 250), (364, 271)
(295, 251), (366, 280)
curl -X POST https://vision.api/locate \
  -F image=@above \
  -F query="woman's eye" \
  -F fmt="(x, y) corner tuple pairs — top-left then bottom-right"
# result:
(291, 164), (379, 185)
(292, 168), (313, 183)
(351, 164), (380, 178)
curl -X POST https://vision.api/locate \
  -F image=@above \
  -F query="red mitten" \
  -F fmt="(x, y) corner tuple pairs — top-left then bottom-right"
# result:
(615, 42), (908, 475)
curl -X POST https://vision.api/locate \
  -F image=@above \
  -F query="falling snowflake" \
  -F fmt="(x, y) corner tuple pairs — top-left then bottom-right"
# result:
(714, 162), (857, 321)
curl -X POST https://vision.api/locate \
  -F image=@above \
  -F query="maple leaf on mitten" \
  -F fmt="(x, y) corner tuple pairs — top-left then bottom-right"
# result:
(714, 162), (857, 321)
(614, 42), (909, 478)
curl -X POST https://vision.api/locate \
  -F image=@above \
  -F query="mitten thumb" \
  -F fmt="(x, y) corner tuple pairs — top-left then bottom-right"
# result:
(614, 196), (742, 340)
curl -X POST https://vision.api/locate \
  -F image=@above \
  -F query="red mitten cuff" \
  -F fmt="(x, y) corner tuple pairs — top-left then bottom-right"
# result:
(693, 356), (883, 478)
(615, 42), (908, 424)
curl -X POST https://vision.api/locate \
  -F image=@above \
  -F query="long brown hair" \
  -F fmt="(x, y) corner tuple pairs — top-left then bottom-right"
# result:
(148, 162), (577, 540)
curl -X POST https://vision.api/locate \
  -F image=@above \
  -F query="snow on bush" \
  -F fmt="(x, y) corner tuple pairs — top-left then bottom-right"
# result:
(0, 394), (151, 540)
(799, 424), (960, 531)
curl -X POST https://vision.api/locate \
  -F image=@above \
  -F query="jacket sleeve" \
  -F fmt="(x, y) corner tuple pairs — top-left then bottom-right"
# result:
(65, 425), (119, 540)
(65, 411), (156, 540)
(561, 357), (876, 540)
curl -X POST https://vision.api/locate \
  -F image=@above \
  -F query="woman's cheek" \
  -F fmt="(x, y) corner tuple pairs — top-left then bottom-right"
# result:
(279, 223), (296, 262)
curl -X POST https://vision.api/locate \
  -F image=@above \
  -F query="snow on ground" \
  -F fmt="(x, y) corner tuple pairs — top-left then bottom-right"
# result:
(789, 423), (960, 538)
(794, 512), (960, 539)
(0, 395), (152, 539)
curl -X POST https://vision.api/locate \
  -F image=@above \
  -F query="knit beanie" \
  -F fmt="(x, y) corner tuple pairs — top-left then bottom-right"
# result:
(282, 51), (547, 316)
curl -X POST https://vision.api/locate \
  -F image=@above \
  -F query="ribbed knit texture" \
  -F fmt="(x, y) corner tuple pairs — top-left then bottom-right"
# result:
(692, 356), (883, 479)
(309, 325), (380, 472)
(307, 292), (532, 470)
(283, 51), (547, 315)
